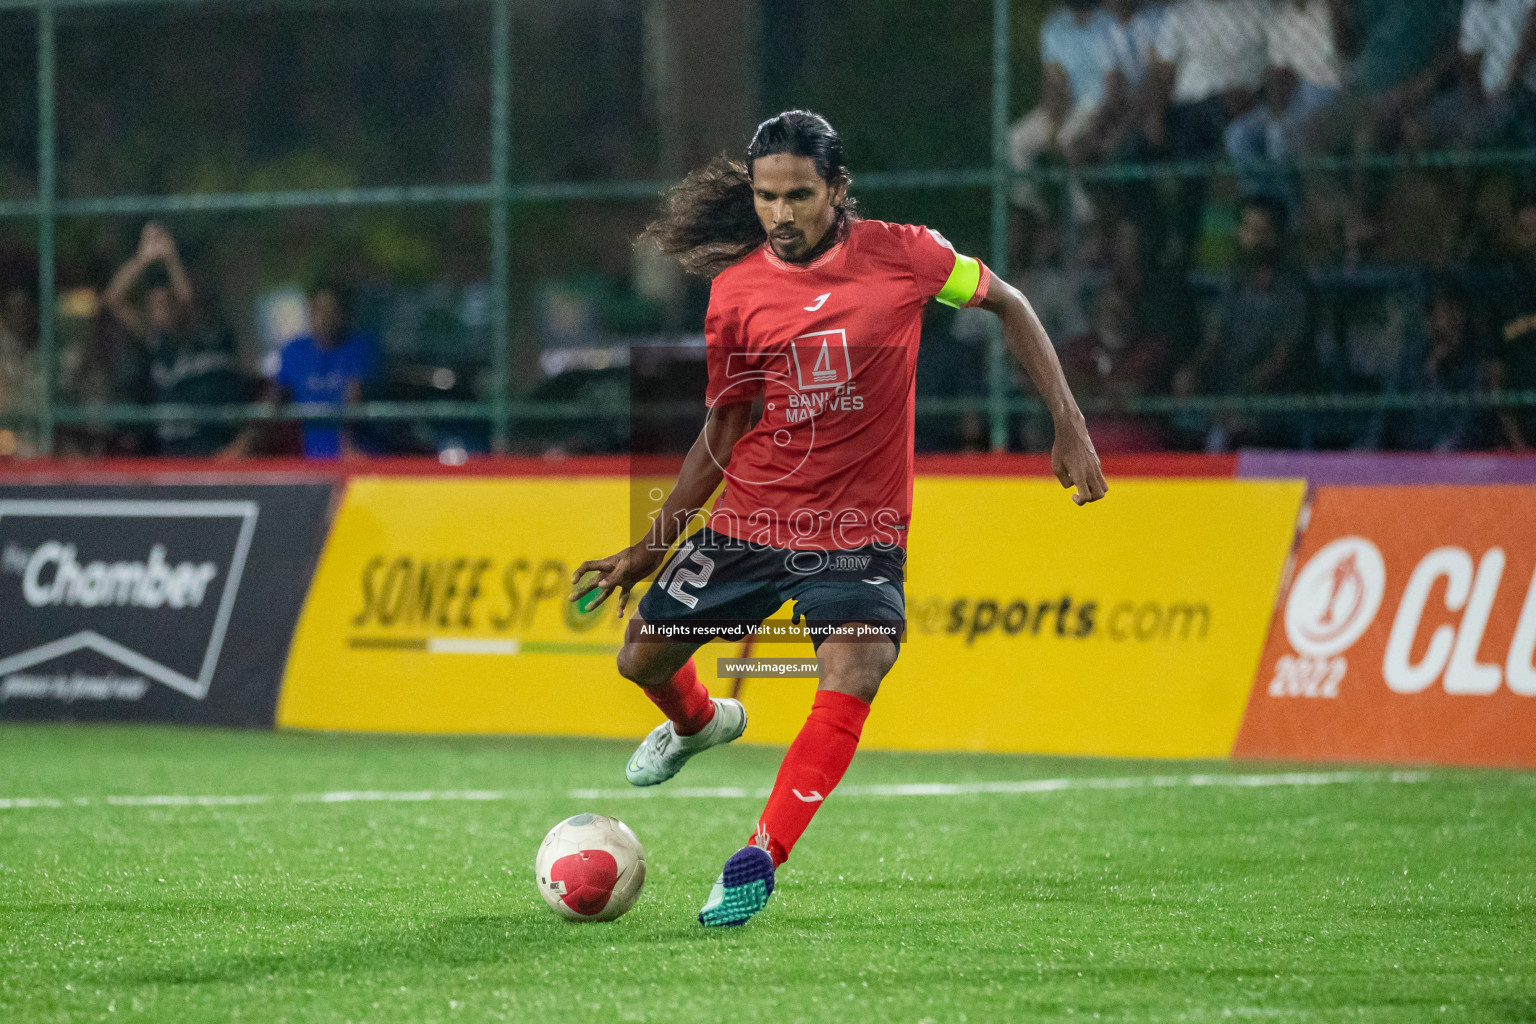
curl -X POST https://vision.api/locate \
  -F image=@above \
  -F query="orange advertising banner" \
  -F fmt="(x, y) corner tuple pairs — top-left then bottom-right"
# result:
(1234, 485), (1536, 767)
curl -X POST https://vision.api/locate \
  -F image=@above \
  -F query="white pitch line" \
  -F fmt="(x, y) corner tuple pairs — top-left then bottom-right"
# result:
(0, 797), (65, 809)
(105, 794), (274, 807)
(0, 771), (1430, 813)
(290, 789), (510, 804)
(0, 789), (531, 811)
(567, 770), (1431, 802)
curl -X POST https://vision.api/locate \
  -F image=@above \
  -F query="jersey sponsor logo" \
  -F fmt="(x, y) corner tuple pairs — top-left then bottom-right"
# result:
(790, 329), (852, 390)
(804, 292), (831, 312)
(780, 381), (864, 424)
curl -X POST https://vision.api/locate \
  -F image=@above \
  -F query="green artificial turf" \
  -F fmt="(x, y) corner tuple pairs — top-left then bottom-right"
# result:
(0, 725), (1531, 1024)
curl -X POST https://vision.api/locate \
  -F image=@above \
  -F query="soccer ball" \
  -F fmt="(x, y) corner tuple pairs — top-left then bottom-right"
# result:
(534, 813), (647, 922)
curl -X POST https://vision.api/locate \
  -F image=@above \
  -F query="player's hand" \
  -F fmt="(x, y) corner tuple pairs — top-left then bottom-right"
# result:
(1052, 420), (1107, 507)
(570, 543), (665, 619)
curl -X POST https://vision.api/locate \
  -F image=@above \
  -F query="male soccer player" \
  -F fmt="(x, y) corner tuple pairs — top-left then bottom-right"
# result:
(572, 111), (1106, 927)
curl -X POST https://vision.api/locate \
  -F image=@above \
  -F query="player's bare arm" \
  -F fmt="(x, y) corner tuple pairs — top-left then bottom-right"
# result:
(979, 275), (1108, 506)
(570, 400), (754, 616)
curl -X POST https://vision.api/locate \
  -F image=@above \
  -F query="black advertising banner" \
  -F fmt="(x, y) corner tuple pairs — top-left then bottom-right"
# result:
(0, 483), (333, 726)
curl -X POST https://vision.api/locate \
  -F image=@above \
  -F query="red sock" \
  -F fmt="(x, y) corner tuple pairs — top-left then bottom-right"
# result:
(641, 659), (715, 736)
(751, 689), (871, 866)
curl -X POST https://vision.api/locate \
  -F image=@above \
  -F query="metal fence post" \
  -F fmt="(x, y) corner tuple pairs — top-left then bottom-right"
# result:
(35, 0), (57, 457)
(489, 0), (512, 454)
(988, 0), (1010, 452)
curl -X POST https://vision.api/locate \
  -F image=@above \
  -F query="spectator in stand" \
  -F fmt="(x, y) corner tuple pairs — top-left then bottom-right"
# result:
(1067, 0), (1168, 163)
(1352, 0), (1460, 95)
(1148, 0), (1271, 152)
(1173, 194), (1311, 449)
(1453, 0), (1536, 147)
(54, 292), (153, 457)
(1394, 281), (1493, 451)
(1311, 279), (1418, 448)
(0, 285), (40, 458)
(1225, 0), (1355, 208)
(1492, 199), (1536, 450)
(1103, 213), (1199, 372)
(1009, 0), (1115, 219)
(1060, 276), (1171, 451)
(104, 222), (245, 457)
(1061, 1), (1177, 273)
(1348, 0), (1463, 151)
(1015, 215), (1093, 344)
(1411, 26), (1498, 150)
(222, 282), (378, 460)
(1146, 0), (1271, 253)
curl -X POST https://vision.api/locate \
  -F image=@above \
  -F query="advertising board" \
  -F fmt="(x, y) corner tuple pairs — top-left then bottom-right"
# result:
(1235, 486), (1536, 767)
(281, 477), (1303, 757)
(0, 484), (333, 725)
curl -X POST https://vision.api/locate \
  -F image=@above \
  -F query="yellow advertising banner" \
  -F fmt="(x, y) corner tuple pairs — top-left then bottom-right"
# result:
(882, 478), (1303, 757)
(278, 477), (651, 738)
(279, 476), (1303, 758)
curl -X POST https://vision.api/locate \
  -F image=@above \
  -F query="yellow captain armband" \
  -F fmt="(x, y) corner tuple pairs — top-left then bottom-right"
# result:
(935, 252), (982, 308)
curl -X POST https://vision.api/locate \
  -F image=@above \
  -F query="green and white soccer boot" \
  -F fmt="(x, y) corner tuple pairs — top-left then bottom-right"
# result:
(698, 845), (776, 927)
(625, 698), (747, 787)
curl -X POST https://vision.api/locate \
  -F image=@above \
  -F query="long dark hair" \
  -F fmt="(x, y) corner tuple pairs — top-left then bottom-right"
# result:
(640, 110), (857, 278)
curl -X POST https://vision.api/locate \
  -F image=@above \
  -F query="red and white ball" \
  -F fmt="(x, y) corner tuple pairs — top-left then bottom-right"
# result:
(534, 813), (646, 922)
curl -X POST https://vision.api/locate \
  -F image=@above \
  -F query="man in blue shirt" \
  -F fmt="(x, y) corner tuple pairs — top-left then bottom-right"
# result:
(223, 283), (378, 459)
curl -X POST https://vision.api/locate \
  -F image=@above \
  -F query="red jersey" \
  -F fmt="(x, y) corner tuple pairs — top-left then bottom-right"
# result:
(703, 218), (992, 551)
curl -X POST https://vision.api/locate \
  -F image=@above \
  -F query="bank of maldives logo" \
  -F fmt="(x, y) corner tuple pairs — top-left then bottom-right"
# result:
(1284, 536), (1387, 657)
(791, 330), (852, 390)
(0, 501), (257, 701)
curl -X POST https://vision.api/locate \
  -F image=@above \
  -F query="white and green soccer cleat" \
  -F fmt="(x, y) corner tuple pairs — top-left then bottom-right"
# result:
(624, 697), (747, 787)
(698, 845), (776, 927)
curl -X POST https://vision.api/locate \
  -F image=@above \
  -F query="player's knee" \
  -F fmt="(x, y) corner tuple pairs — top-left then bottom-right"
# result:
(817, 639), (896, 703)
(615, 643), (657, 687)
(819, 665), (884, 704)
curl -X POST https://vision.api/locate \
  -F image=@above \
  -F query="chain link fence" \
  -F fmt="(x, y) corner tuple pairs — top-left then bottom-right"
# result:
(0, 0), (1534, 458)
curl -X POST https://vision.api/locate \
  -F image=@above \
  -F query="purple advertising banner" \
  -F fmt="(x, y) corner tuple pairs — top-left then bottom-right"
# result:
(1237, 450), (1536, 487)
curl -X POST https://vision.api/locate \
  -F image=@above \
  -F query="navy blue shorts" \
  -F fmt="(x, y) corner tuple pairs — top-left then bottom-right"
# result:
(635, 527), (905, 652)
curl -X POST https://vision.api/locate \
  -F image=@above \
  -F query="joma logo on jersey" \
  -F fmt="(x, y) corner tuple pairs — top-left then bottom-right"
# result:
(790, 329), (852, 390)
